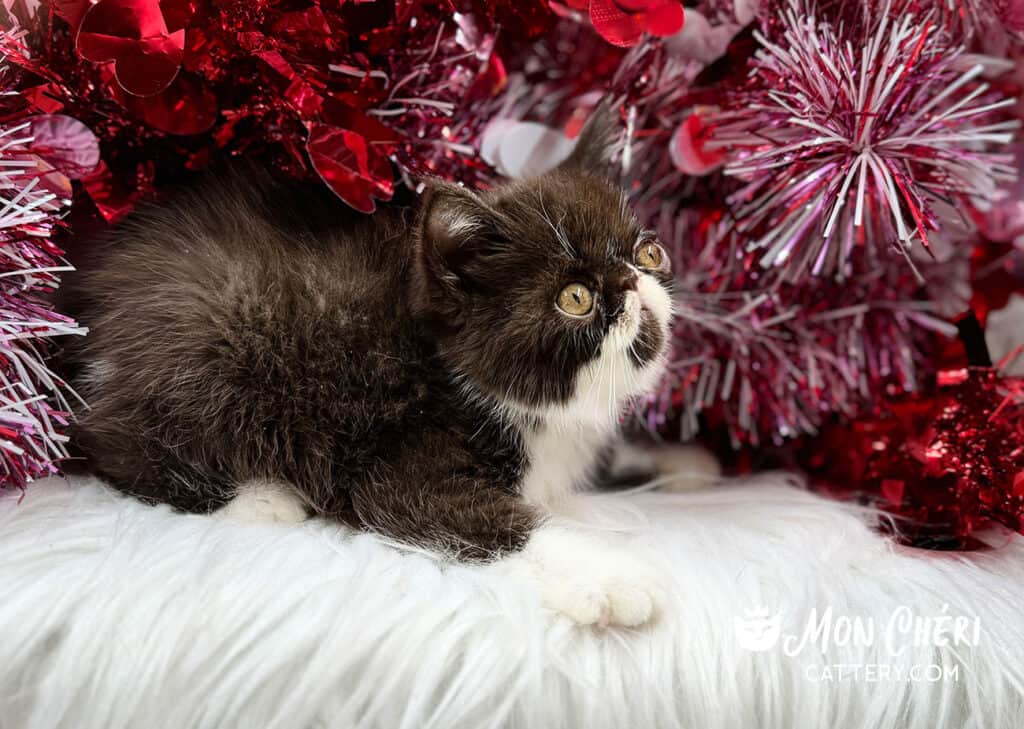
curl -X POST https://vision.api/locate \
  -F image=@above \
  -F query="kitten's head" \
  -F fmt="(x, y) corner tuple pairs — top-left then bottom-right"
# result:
(411, 109), (673, 427)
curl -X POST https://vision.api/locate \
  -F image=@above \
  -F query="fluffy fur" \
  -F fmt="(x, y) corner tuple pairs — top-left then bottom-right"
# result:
(60, 111), (674, 577)
(2, 474), (1023, 729)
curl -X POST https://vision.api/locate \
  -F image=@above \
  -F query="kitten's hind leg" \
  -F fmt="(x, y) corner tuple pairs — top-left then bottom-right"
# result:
(219, 479), (309, 524)
(602, 440), (721, 493)
(650, 443), (721, 492)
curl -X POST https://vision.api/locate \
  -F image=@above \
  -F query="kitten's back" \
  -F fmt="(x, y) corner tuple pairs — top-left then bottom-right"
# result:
(63, 173), (426, 512)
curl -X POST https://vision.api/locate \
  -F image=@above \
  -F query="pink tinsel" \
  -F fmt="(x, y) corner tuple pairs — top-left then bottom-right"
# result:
(708, 0), (1019, 279)
(1, 29), (86, 488)
(646, 207), (964, 446)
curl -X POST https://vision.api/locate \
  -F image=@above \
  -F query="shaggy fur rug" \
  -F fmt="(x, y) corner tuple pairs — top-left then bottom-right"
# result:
(1, 474), (1022, 729)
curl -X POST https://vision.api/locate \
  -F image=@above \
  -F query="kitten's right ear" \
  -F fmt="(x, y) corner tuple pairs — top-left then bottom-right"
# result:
(410, 181), (493, 331)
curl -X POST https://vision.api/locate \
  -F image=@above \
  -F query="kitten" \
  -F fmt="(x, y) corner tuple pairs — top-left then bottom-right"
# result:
(62, 113), (675, 626)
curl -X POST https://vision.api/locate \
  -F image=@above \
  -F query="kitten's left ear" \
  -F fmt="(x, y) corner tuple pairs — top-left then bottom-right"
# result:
(418, 181), (492, 266)
(410, 181), (495, 332)
(557, 102), (621, 176)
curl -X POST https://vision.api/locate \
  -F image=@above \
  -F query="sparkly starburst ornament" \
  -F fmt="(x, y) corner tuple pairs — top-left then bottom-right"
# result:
(710, 0), (1020, 280)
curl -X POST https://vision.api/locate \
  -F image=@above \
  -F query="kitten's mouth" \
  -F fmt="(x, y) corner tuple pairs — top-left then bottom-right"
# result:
(609, 292), (643, 351)
(608, 294), (669, 377)
(630, 292), (663, 331)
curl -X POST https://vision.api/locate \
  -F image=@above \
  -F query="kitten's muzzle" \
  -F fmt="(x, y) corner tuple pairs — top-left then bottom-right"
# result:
(607, 271), (639, 319)
(612, 292), (643, 342)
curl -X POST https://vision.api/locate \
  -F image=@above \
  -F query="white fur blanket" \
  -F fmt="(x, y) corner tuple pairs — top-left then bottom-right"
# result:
(1, 474), (1022, 729)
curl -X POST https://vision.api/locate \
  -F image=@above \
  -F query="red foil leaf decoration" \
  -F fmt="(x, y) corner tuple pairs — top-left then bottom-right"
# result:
(587, 0), (685, 47)
(19, 84), (67, 115)
(111, 71), (218, 135)
(80, 161), (145, 225)
(52, 0), (94, 30)
(641, 1), (686, 36)
(255, 49), (323, 120)
(86, 157), (157, 226)
(306, 124), (395, 214)
(589, 0), (646, 47)
(76, 0), (194, 97)
(320, 97), (403, 146)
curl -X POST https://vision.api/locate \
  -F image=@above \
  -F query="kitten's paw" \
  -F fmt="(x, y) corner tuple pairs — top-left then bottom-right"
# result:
(516, 527), (665, 628)
(651, 444), (721, 493)
(220, 480), (309, 524)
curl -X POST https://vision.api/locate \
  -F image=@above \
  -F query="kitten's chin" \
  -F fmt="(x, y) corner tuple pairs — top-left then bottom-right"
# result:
(539, 329), (671, 431)
(539, 354), (668, 431)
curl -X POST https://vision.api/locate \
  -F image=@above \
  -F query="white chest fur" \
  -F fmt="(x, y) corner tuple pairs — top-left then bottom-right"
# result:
(519, 420), (613, 507)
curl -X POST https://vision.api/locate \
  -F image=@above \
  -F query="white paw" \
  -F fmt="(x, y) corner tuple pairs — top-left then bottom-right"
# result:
(651, 444), (721, 493)
(515, 527), (665, 627)
(219, 480), (309, 524)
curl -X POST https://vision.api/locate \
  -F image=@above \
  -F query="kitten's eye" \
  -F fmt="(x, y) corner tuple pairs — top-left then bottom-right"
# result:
(556, 283), (594, 316)
(635, 241), (665, 270)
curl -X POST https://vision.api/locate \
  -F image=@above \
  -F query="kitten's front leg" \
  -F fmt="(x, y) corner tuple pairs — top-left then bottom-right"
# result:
(351, 475), (664, 627)
(514, 526), (666, 627)
(351, 475), (538, 561)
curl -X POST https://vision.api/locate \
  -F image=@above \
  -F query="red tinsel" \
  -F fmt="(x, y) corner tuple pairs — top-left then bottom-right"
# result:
(803, 365), (1024, 546)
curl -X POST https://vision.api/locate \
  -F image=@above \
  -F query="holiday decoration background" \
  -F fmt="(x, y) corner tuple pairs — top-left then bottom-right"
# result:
(1, 0), (1022, 546)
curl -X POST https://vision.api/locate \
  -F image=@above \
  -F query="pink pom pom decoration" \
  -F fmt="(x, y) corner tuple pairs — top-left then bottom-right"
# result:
(708, 0), (1020, 279)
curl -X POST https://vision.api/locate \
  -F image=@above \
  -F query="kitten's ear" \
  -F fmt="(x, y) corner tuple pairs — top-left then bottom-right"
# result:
(418, 181), (491, 266)
(410, 181), (494, 330)
(557, 102), (620, 175)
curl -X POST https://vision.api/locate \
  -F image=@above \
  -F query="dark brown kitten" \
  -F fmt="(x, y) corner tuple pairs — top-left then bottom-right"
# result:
(62, 114), (675, 581)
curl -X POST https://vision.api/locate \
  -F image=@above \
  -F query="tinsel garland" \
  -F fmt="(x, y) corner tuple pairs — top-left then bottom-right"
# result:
(0, 27), (85, 487)
(2, 0), (1023, 543)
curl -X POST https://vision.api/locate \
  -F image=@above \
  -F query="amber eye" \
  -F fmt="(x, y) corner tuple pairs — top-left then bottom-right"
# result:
(635, 241), (665, 270)
(556, 282), (594, 316)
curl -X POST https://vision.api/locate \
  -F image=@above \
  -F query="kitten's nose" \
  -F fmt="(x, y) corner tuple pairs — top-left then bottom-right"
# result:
(608, 270), (639, 320)
(613, 270), (638, 292)
(610, 290), (641, 322)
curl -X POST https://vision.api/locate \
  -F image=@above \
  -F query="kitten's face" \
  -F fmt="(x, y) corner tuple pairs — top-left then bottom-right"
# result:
(413, 146), (673, 426)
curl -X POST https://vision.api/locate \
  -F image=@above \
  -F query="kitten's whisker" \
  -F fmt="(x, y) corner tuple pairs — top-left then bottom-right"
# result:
(536, 190), (574, 259)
